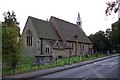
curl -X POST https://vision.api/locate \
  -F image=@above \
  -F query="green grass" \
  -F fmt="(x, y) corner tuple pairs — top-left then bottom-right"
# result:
(2, 53), (109, 76)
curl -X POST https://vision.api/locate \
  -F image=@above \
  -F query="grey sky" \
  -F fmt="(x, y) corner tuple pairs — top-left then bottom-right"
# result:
(0, 0), (118, 35)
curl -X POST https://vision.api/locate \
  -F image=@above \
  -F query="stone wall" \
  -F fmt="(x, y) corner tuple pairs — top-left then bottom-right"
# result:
(22, 18), (39, 57)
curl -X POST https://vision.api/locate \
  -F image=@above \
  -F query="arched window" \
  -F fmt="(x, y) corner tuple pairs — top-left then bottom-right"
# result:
(45, 46), (50, 54)
(26, 30), (32, 46)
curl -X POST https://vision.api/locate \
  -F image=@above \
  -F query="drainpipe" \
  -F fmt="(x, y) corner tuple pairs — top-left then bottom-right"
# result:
(74, 35), (78, 56)
(41, 38), (43, 55)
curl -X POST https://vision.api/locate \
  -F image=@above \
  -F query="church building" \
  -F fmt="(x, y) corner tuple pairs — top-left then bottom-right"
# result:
(22, 13), (93, 62)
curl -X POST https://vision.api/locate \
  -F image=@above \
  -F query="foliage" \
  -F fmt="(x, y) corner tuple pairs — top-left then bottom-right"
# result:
(89, 31), (110, 53)
(104, 0), (120, 52)
(3, 11), (19, 27)
(2, 11), (22, 70)
(105, 0), (120, 16)
(0, 34), (1, 65)
(89, 18), (120, 53)
(109, 18), (120, 52)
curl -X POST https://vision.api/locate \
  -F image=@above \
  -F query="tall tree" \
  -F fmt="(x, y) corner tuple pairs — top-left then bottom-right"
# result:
(2, 11), (22, 71)
(109, 18), (120, 52)
(89, 30), (110, 53)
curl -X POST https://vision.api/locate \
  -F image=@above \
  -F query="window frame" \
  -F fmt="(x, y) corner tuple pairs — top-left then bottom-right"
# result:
(45, 46), (50, 54)
(26, 30), (33, 47)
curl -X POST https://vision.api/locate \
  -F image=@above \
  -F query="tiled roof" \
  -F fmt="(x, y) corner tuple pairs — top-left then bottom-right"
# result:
(50, 16), (91, 43)
(27, 16), (91, 44)
(29, 16), (60, 40)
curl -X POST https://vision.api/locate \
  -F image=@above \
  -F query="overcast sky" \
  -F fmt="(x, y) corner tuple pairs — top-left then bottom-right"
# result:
(0, 0), (118, 35)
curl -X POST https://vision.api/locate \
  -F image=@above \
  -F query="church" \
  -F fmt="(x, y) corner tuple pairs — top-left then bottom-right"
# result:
(22, 13), (93, 62)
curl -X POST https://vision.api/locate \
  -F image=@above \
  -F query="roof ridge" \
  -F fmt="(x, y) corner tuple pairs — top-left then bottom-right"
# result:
(28, 16), (49, 23)
(50, 16), (77, 26)
(28, 16), (60, 40)
(29, 16), (77, 27)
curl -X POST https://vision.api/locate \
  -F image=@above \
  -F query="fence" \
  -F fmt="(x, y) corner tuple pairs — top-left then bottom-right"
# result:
(2, 53), (109, 76)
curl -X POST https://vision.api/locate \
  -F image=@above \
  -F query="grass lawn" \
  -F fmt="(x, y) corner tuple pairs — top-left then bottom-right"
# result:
(2, 53), (109, 76)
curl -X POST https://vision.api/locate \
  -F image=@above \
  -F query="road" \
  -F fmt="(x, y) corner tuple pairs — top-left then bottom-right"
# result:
(36, 56), (119, 78)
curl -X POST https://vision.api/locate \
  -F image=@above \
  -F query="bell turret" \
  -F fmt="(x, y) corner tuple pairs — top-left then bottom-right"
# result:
(76, 13), (82, 28)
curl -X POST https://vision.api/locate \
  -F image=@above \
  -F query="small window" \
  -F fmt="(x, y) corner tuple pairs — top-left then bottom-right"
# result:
(26, 35), (32, 46)
(26, 30), (32, 46)
(71, 43), (73, 49)
(83, 44), (84, 50)
(45, 47), (50, 54)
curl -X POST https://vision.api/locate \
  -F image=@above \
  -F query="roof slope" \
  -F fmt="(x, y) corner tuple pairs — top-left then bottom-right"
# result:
(29, 16), (60, 40)
(50, 16), (91, 43)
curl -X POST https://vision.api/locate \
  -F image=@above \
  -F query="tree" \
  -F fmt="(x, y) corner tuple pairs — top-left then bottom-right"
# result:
(89, 19), (120, 53)
(109, 18), (120, 52)
(105, 0), (120, 16)
(105, 0), (120, 53)
(2, 11), (22, 72)
(0, 21), (2, 58)
(89, 30), (110, 53)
